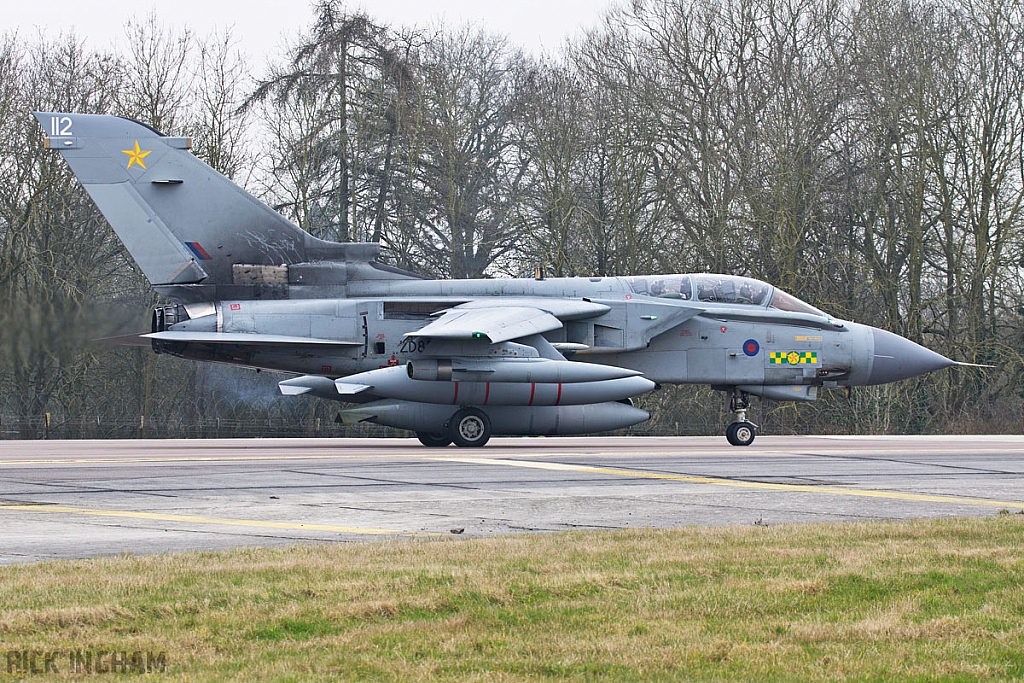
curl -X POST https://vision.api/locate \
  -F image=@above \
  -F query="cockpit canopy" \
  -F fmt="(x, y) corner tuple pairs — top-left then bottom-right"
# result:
(625, 274), (824, 317)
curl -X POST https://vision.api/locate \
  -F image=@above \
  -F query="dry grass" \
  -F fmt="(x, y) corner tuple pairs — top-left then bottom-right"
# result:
(1, 517), (1023, 681)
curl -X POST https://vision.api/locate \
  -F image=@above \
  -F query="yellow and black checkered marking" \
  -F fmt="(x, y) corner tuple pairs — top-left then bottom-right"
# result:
(769, 351), (819, 365)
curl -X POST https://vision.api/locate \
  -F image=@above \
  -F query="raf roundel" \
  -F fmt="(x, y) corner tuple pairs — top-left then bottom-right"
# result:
(743, 339), (760, 357)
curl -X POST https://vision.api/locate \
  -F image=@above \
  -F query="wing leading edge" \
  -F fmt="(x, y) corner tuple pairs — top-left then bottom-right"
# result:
(405, 298), (610, 344)
(408, 306), (561, 343)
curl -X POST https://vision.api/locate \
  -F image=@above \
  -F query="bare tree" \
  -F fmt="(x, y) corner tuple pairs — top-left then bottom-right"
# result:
(927, 0), (1024, 411)
(514, 62), (592, 277)
(570, 19), (671, 276)
(189, 29), (253, 179)
(114, 12), (194, 132)
(611, 0), (755, 275)
(246, 1), (416, 243)
(839, 0), (957, 338)
(0, 35), (127, 437)
(399, 26), (530, 278)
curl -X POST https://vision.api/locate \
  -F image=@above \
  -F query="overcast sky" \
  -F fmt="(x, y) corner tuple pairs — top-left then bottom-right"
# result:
(7, 0), (617, 62)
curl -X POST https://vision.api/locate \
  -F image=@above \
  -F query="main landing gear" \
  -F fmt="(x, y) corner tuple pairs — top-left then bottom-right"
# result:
(448, 407), (491, 447)
(416, 407), (492, 448)
(725, 389), (757, 446)
(416, 432), (452, 448)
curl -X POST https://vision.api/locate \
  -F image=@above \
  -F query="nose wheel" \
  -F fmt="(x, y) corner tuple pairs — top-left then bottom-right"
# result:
(726, 421), (757, 446)
(725, 388), (758, 446)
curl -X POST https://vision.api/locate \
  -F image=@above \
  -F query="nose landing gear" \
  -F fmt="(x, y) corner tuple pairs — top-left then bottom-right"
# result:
(726, 389), (757, 446)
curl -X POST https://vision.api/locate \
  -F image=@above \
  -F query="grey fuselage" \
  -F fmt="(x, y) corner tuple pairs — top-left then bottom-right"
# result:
(154, 271), (908, 400)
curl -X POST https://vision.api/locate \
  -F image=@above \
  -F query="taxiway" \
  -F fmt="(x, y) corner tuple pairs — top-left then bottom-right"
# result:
(1, 435), (1022, 564)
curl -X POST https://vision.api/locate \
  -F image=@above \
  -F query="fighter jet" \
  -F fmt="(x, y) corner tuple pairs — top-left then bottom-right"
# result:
(35, 112), (962, 447)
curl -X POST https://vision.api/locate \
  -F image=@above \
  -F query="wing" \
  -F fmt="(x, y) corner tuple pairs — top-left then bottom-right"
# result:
(406, 298), (610, 344)
(407, 306), (560, 343)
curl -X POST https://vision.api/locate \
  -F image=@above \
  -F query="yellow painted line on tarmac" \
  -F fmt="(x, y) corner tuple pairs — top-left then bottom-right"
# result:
(0, 454), (389, 466)
(0, 504), (407, 536)
(435, 457), (1024, 510)
(0, 450), (632, 467)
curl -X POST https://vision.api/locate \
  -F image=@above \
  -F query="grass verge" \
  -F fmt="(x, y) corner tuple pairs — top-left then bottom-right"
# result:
(2, 516), (1023, 681)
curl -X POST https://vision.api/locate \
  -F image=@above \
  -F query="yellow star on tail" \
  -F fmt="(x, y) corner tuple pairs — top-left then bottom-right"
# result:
(122, 140), (151, 170)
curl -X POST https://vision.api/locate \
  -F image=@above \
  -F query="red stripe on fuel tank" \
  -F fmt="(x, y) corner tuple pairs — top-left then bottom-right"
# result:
(555, 383), (563, 405)
(528, 383), (536, 406)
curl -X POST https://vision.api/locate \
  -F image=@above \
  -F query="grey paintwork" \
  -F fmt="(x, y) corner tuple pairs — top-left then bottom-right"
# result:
(35, 112), (961, 446)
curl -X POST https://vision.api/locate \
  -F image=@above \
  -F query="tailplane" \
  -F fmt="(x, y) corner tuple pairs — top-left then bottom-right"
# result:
(34, 112), (416, 301)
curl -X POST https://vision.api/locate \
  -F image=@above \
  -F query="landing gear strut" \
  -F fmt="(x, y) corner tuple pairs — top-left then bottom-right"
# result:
(725, 389), (757, 446)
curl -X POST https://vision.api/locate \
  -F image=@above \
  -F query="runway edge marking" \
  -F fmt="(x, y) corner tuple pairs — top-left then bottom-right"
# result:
(434, 456), (1024, 510)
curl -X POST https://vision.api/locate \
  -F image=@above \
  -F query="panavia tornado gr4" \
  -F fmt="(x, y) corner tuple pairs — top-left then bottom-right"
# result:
(36, 112), (964, 447)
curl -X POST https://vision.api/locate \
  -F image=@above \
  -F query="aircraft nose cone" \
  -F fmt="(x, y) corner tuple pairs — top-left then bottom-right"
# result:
(867, 327), (954, 385)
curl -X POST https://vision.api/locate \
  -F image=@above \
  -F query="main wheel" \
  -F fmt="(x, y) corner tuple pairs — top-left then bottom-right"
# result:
(416, 432), (452, 448)
(448, 408), (491, 448)
(726, 421), (756, 446)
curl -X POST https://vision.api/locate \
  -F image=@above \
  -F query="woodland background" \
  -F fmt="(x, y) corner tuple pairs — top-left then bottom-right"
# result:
(1, 0), (1022, 439)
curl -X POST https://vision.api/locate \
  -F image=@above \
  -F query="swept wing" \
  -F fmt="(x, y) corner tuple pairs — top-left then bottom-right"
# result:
(407, 299), (610, 344)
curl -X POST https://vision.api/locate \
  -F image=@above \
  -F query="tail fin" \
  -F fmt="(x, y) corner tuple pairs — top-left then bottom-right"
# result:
(34, 112), (393, 294)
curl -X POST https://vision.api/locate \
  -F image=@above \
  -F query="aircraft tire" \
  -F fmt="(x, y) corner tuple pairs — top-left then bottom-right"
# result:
(448, 408), (491, 448)
(726, 421), (756, 446)
(417, 432), (453, 448)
